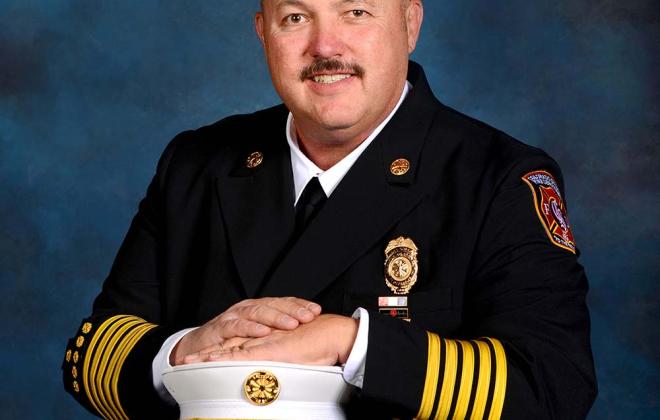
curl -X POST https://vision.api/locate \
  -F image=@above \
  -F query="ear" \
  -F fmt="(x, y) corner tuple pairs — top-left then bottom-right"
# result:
(255, 11), (266, 47)
(405, 0), (424, 54)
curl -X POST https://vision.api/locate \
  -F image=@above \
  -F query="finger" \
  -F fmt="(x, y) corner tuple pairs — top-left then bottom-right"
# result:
(302, 299), (323, 315)
(180, 334), (252, 364)
(185, 353), (219, 364)
(179, 337), (253, 365)
(235, 305), (300, 330)
(262, 297), (321, 324)
(208, 345), (269, 362)
(172, 340), (218, 366)
(181, 345), (234, 364)
(218, 337), (251, 351)
(216, 318), (272, 339)
(181, 352), (206, 364)
(231, 297), (319, 313)
(195, 344), (225, 356)
(274, 297), (321, 313)
(236, 336), (268, 349)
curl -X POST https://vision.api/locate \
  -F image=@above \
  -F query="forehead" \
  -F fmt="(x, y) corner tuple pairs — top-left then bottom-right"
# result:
(263, 0), (396, 9)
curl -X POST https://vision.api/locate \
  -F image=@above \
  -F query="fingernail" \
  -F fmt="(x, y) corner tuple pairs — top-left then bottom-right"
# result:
(209, 352), (221, 359)
(297, 307), (311, 317)
(308, 303), (321, 312)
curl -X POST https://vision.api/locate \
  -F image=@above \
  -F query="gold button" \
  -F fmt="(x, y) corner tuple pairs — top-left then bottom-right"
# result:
(244, 370), (280, 406)
(65, 349), (72, 362)
(72, 366), (78, 379)
(246, 151), (264, 169)
(73, 351), (79, 363)
(76, 336), (85, 348)
(81, 322), (92, 334)
(390, 158), (410, 176)
(73, 381), (80, 393)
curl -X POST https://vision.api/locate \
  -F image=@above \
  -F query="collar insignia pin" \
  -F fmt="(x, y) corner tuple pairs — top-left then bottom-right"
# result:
(246, 151), (264, 169)
(390, 158), (410, 176)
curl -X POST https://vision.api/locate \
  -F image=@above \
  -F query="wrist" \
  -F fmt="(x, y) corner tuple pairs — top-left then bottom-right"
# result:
(169, 340), (182, 365)
(337, 317), (359, 364)
(169, 332), (193, 366)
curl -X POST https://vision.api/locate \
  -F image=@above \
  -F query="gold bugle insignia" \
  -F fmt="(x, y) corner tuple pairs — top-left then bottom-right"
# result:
(244, 370), (280, 406)
(384, 236), (419, 295)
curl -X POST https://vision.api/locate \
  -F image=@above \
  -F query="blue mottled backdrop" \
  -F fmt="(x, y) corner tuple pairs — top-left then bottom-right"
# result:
(1, 1), (658, 418)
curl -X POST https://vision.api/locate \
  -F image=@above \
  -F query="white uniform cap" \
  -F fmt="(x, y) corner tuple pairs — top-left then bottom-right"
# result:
(163, 361), (354, 420)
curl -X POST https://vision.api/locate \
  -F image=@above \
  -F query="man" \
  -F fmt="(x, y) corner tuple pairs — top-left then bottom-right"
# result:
(62, 0), (597, 418)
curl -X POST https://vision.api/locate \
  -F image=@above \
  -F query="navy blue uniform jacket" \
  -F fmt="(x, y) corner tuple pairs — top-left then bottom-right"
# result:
(63, 62), (597, 419)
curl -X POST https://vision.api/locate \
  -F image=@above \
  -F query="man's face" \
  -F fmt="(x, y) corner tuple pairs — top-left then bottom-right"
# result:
(256, 0), (423, 142)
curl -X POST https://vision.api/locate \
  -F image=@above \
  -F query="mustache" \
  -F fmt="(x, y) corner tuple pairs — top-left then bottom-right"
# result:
(299, 58), (365, 82)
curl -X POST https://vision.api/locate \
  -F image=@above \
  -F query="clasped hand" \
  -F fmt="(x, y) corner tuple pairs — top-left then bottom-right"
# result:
(170, 297), (358, 367)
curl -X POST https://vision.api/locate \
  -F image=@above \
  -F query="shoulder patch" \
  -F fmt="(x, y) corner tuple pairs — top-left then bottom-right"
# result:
(521, 170), (576, 253)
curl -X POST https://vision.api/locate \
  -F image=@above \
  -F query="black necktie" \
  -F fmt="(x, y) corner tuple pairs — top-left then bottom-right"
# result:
(295, 177), (327, 233)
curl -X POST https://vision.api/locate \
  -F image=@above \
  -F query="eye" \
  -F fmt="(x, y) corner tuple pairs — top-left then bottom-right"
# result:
(349, 10), (368, 18)
(283, 13), (307, 25)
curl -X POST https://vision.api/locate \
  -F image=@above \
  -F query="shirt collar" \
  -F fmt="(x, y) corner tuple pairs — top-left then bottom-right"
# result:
(287, 82), (411, 205)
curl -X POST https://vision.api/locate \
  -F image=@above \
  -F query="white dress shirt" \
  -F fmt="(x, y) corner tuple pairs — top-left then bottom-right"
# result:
(152, 82), (411, 401)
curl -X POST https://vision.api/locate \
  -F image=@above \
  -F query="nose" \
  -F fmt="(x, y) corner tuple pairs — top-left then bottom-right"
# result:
(307, 18), (345, 59)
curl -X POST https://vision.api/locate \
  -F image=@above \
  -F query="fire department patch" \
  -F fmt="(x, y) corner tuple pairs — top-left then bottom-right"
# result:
(522, 170), (576, 254)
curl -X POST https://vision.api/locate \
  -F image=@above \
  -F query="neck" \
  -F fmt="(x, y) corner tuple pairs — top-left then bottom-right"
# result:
(294, 124), (375, 170)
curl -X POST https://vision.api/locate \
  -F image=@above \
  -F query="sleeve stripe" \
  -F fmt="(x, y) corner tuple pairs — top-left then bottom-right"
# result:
(435, 338), (458, 419)
(452, 341), (475, 419)
(102, 321), (151, 418)
(90, 317), (139, 420)
(110, 323), (157, 417)
(486, 338), (507, 420)
(470, 340), (492, 420)
(96, 319), (144, 420)
(82, 315), (156, 420)
(104, 323), (147, 413)
(415, 335), (507, 420)
(83, 315), (130, 419)
(417, 332), (442, 419)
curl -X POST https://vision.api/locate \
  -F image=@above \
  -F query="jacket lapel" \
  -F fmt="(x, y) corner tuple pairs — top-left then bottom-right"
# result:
(215, 107), (296, 297)
(259, 62), (440, 299)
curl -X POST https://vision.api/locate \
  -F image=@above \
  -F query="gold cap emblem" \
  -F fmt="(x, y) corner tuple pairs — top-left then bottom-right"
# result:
(76, 336), (85, 348)
(65, 349), (72, 362)
(72, 380), (80, 393)
(246, 151), (264, 169)
(384, 237), (419, 295)
(81, 322), (92, 334)
(390, 158), (410, 176)
(73, 351), (79, 363)
(244, 370), (280, 406)
(72, 366), (78, 379)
